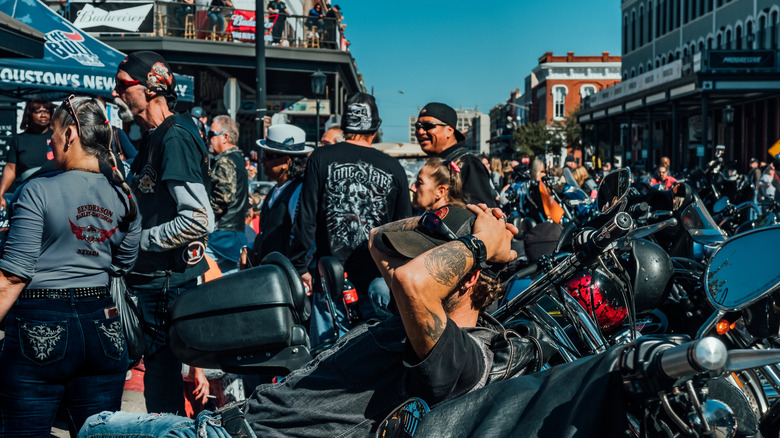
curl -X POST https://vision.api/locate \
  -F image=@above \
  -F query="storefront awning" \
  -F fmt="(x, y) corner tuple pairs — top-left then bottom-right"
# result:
(0, 10), (45, 58)
(0, 0), (193, 101)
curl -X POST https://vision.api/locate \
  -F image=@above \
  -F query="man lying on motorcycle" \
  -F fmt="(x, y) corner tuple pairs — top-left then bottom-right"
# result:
(79, 204), (542, 438)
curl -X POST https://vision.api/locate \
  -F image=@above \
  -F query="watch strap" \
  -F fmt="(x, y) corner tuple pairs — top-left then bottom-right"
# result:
(458, 235), (489, 270)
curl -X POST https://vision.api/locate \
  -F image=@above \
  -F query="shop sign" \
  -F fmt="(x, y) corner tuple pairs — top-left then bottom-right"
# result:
(267, 96), (330, 115)
(708, 50), (775, 71)
(71, 2), (154, 33)
(228, 10), (256, 42)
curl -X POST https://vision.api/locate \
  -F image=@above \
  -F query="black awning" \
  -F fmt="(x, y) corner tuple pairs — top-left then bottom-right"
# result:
(0, 11), (45, 58)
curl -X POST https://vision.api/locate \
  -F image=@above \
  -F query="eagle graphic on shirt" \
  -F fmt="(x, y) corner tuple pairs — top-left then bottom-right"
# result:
(69, 218), (117, 244)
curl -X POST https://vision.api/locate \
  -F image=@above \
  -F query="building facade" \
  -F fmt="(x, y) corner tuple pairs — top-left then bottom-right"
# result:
(579, 0), (780, 171)
(489, 53), (621, 161)
(53, 0), (364, 152)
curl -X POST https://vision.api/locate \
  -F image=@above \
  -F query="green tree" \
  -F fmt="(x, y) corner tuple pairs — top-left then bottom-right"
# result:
(512, 121), (555, 157)
(555, 105), (582, 149)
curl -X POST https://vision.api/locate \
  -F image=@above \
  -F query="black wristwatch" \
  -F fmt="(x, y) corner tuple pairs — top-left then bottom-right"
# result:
(458, 235), (489, 270)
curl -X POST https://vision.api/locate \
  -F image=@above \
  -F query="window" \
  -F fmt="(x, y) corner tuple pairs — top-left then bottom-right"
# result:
(747, 21), (753, 48)
(759, 15), (766, 49)
(725, 29), (731, 49)
(772, 11), (778, 49)
(553, 86), (567, 120)
(684, 0), (689, 23)
(631, 10), (636, 50)
(736, 25), (742, 49)
(649, 1), (654, 39)
(580, 85), (597, 103)
(623, 15), (628, 52)
(699, 40), (704, 51)
(707, 36), (713, 49)
(639, 6), (644, 46)
(656, 1), (661, 36)
(675, 0), (680, 27)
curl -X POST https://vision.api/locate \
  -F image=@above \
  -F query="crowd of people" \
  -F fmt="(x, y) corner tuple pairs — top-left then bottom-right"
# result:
(3, 48), (778, 437)
(0, 49), (518, 436)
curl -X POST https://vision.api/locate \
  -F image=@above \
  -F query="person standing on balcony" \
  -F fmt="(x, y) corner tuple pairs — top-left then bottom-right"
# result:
(267, 0), (290, 45)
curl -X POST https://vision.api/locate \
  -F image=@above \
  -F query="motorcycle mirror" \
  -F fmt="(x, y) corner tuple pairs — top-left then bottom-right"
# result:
(713, 197), (730, 214)
(597, 168), (631, 214)
(704, 225), (780, 311)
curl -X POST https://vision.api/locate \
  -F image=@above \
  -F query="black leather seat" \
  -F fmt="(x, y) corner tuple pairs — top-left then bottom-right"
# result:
(169, 252), (312, 375)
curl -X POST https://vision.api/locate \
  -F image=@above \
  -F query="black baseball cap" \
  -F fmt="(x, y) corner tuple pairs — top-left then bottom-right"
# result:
(381, 205), (509, 280)
(418, 102), (465, 142)
(118, 51), (176, 98)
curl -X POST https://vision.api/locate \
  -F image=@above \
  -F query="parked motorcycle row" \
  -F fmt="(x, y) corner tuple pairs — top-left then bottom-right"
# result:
(168, 152), (780, 438)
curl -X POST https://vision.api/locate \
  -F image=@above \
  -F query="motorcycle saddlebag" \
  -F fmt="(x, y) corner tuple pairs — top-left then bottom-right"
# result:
(169, 252), (312, 374)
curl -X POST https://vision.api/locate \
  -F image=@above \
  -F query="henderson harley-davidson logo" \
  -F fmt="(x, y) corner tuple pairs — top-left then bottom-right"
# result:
(69, 218), (117, 244)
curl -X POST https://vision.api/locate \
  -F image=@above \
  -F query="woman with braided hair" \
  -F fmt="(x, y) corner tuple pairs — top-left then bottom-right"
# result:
(410, 157), (466, 212)
(0, 95), (141, 436)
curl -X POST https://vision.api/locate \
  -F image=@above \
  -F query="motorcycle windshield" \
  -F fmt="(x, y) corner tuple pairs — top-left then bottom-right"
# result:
(681, 196), (728, 244)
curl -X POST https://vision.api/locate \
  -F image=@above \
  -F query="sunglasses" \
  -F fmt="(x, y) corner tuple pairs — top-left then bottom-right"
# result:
(115, 78), (141, 94)
(207, 130), (224, 139)
(415, 121), (448, 131)
(418, 211), (459, 241)
(59, 94), (81, 137)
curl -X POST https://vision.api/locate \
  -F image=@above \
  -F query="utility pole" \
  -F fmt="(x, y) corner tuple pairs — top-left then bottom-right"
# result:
(255, 0), (266, 142)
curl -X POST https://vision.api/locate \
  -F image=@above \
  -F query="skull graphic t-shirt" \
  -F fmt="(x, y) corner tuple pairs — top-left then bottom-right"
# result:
(289, 142), (412, 290)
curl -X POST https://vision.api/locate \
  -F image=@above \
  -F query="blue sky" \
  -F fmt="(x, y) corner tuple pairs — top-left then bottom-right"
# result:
(337, 0), (622, 143)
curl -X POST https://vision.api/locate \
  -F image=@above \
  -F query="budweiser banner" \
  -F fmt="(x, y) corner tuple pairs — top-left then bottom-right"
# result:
(71, 2), (154, 33)
(228, 10), (256, 42)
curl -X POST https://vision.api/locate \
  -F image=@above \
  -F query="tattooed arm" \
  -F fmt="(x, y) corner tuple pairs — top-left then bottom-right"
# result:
(391, 204), (517, 360)
(368, 216), (419, 287)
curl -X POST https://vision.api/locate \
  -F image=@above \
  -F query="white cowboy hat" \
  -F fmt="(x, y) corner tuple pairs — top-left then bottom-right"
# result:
(257, 124), (313, 155)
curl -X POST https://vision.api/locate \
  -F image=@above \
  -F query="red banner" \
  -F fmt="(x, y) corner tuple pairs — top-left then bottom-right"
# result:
(227, 10), (257, 42)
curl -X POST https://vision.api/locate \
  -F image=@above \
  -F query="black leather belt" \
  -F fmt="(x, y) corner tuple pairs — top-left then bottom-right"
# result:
(19, 286), (109, 300)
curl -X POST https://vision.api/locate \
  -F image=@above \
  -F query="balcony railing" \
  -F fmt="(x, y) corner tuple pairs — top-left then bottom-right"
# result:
(46, 0), (347, 50)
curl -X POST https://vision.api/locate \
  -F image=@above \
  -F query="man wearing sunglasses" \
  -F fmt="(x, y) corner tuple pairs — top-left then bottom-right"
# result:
(111, 51), (215, 415)
(415, 102), (497, 208)
(206, 115), (249, 275)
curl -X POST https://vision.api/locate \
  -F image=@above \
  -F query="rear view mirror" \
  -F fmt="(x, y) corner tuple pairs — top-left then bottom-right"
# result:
(705, 225), (780, 311)
(597, 168), (631, 214)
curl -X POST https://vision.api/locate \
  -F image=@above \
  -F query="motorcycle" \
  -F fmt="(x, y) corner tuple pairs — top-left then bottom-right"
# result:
(378, 224), (780, 438)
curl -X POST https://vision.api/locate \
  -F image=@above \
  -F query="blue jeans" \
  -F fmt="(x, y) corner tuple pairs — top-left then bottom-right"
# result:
(0, 295), (128, 437)
(133, 280), (197, 415)
(78, 410), (233, 437)
(207, 10), (225, 32)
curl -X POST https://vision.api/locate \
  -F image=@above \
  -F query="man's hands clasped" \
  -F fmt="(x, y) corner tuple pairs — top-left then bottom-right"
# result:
(466, 203), (518, 265)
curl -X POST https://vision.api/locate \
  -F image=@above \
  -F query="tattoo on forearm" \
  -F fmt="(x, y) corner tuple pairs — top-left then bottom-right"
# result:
(423, 242), (471, 286)
(159, 208), (211, 248)
(424, 307), (445, 342)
